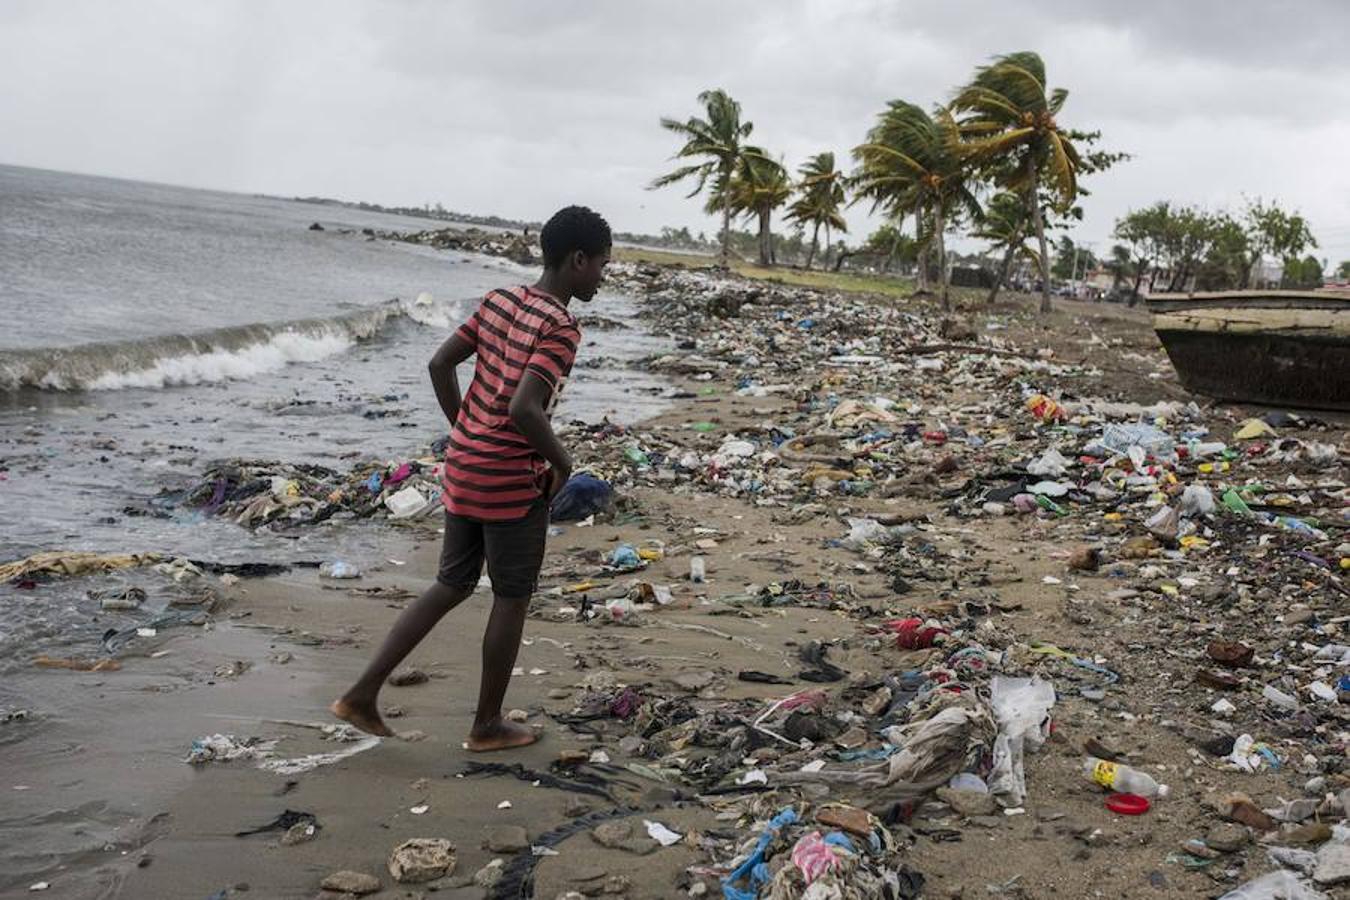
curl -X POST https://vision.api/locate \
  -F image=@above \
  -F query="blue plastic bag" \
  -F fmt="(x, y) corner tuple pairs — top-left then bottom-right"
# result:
(549, 473), (614, 523)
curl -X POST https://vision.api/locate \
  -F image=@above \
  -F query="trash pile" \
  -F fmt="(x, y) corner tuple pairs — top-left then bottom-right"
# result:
(517, 261), (1350, 896)
(372, 224), (540, 266)
(150, 454), (442, 528)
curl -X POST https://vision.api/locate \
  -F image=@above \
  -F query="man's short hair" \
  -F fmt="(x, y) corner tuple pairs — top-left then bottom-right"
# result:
(540, 206), (612, 268)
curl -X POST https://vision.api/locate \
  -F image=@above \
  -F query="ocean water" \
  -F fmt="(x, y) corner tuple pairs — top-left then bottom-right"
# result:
(0, 164), (668, 667)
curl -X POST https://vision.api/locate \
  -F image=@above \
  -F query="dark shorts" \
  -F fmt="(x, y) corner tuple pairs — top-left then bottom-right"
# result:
(436, 498), (549, 599)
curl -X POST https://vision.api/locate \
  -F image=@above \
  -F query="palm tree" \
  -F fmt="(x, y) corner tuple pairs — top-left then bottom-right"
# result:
(973, 192), (1037, 305)
(1105, 243), (1134, 293)
(717, 150), (791, 266)
(649, 89), (758, 267)
(785, 152), (848, 270)
(852, 101), (978, 310)
(952, 51), (1083, 314)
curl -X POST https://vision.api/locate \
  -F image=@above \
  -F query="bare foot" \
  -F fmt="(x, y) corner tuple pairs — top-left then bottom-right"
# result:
(465, 719), (539, 752)
(330, 697), (394, 737)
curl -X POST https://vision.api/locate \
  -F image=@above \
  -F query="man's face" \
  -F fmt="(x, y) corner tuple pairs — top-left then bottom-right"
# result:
(574, 250), (610, 303)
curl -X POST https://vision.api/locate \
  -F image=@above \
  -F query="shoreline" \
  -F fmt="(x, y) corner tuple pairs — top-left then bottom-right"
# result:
(3, 262), (1348, 899)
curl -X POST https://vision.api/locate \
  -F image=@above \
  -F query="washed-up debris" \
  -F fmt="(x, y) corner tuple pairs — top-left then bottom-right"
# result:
(234, 809), (318, 838)
(387, 837), (457, 884)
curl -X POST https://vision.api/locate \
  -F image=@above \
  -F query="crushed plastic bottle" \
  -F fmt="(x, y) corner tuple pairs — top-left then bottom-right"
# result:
(1082, 757), (1170, 799)
(1097, 422), (1176, 464)
(319, 560), (362, 579)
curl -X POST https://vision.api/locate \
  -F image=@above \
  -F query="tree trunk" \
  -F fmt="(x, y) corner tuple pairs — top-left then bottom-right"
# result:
(883, 215), (903, 273)
(718, 182), (732, 268)
(934, 197), (949, 311)
(757, 207), (771, 266)
(1028, 180), (1051, 314)
(824, 223), (832, 269)
(915, 207), (930, 292)
(805, 221), (819, 270)
(1128, 261), (1147, 307)
(986, 234), (1020, 306)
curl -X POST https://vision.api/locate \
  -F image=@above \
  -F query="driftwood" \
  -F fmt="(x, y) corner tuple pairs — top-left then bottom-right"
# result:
(899, 343), (1041, 360)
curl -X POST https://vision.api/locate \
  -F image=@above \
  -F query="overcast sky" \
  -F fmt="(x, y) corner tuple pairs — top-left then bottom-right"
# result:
(3, 0), (1349, 264)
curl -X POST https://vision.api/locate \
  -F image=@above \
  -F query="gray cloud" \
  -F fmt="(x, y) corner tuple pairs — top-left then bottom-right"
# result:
(2, 0), (1348, 263)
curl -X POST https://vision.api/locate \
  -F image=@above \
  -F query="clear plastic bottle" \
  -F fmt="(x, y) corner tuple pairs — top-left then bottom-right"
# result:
(689, 556), (706, 584)
(1083, 757), (1170, 799)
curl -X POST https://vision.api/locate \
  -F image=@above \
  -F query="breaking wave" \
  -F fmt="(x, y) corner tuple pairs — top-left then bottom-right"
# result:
(0, 295), (462, 391)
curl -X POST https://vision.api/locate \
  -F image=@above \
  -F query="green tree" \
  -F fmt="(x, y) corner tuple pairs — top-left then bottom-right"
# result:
(972, 191), (1036, 305)
(852, 101), (978, 309)
(1114, 202), (1172, 304)
(1337, 260), (1350, 281)
(865, 218), (919, 272)
(716, 150), (791, 266)
(1193, 212), (1249, 291)
(1281, 255), (1324, 290)
(785, 152), (848, 270)
(953, 51), (1093, 313)
(1051, 236), (1097, 282)
(1157, 207), (1221, 292)
(650, 89), (765, 266)
(1239, 198), (1317, 288)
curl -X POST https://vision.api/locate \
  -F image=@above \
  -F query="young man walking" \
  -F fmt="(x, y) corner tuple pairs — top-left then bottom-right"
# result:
(333, 206), (611, 751)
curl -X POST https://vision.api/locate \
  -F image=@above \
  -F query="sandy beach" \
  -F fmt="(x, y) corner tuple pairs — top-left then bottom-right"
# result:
(3, 259), (1348, 900)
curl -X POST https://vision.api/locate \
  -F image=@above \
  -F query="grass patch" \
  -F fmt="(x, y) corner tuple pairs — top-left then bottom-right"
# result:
(614, 246), (917, 300)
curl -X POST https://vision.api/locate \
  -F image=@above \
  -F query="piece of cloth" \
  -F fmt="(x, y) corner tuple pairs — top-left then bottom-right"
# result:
(789, 831), (847, 885)
(436, 499), (549, 599)
(442, 286), (580, 522)
(0, 550), (161, 582)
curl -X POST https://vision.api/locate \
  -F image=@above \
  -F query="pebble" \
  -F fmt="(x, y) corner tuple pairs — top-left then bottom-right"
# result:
(320, 871), (381, 895)
(590, 820), (656, 855)
(483, 824), (530, 853)
(473, 859), (505, 889)
(1205, 822), (1249, 853)
(936, 787), (997, 818)
(280, 822), (317, 845)
(1315, 840), (1350, 885)
(388, 668), (430, 686)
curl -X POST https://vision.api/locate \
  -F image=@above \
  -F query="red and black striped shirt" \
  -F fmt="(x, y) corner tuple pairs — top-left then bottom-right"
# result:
(440, 285), (580, 521)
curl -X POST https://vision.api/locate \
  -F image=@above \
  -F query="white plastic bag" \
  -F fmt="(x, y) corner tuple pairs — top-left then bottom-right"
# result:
(987, 676), (1056, 808)
(1217, 870), (1327, 900)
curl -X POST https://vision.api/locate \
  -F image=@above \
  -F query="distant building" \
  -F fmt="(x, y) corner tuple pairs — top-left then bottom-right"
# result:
(1249, 257), (1284, 289)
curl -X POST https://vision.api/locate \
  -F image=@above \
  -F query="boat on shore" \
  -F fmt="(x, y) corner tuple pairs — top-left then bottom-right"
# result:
(1146, 290), (1350, 411)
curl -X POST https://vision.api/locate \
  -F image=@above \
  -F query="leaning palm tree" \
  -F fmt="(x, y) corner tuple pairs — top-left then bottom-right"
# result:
(718, 150), (791, 266)
(649, 89), (758, 267)
(951, 51), (1083, 314)
(785, 152), (848, 269)
(973, 191), (1038, 305)
(852, 101), (978, 309)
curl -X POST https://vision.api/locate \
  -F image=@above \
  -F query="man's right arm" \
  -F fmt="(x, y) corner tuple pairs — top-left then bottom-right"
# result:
(428, 333), (475, 427)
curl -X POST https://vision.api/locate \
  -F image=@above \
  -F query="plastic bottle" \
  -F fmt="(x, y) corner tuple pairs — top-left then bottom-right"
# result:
(1083, 757), (1170, 799)
(1035, 494), (1068, 516)
(689, 556), (706, 584)
(1186, 441), (1227, 459)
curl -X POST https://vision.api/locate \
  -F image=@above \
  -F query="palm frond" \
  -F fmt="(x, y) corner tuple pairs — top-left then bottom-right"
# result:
(1048, 87), (1069, 115)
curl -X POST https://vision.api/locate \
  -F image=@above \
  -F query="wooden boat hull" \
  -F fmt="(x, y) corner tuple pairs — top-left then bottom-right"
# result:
(1147, 291), (1350, 411)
